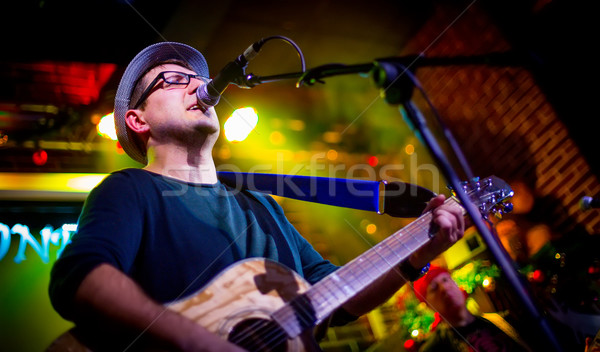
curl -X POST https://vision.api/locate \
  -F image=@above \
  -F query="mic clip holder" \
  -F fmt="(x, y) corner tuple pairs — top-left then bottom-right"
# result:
(371, 56), (422, 105)
(297, 63), (373, 87)
(233, 71), (305, 88)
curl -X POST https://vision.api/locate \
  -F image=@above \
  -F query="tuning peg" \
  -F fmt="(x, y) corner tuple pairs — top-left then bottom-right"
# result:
(491, 202), (514, 219)
(453, 177), (482, 194)
(494, 209), (504, 219)
(469, 177), (481, 192)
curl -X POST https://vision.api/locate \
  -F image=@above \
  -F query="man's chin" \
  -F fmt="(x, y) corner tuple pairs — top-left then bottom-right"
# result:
(195, 122), (219, 135)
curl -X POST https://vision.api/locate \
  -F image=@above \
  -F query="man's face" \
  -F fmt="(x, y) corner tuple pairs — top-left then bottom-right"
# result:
(425, 272), (466, 315)
(137, 63), (220, 144)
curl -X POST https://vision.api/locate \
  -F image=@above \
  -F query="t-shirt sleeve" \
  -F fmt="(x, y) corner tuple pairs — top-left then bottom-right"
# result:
(48, 171), (144, 320)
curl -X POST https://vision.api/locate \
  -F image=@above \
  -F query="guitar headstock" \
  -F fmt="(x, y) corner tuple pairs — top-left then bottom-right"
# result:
(450, 176), (514, 218)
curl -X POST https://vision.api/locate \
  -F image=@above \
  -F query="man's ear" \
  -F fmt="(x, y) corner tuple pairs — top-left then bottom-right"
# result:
(125, 109), (150, 134)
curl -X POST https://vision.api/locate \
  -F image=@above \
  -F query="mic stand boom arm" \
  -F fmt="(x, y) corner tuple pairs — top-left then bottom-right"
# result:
(234, 63), (374, 88)
(238, 50), (530, 89)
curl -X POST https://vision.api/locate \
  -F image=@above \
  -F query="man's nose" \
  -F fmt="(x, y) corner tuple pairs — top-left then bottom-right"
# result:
(438, 282), (451, 295)
(187, 77), (205, 93)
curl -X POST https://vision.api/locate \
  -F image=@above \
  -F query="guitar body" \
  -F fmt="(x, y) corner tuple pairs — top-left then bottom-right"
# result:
(168, 258), (319, 351)
(47, 258), (321, 352)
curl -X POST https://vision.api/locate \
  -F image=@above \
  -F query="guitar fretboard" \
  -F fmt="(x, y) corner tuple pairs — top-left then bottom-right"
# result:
(273, 197), (465, 337)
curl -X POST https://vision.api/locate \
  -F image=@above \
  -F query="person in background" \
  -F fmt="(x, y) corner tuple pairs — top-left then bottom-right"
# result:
(414, 265), (532, 352)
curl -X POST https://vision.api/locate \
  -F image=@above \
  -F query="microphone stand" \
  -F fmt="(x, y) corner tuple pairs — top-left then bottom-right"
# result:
(278, 53), (561, 351)
(371, 60), (563, 352)
(399, 102), (562, 351)
(235, 53), (564, 350)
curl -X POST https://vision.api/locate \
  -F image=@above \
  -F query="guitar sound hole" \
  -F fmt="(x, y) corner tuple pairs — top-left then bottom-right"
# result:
(228, 318), (288, 352)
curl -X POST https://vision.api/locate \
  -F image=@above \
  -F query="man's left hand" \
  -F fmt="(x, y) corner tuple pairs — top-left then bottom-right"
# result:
(409, 194), (465, 268)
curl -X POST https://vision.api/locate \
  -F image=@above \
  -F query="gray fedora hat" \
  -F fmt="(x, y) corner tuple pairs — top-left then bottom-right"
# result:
(114, 42), (209, 164)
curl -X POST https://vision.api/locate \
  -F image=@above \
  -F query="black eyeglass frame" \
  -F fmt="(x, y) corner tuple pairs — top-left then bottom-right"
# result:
(132, 71), (210, 109)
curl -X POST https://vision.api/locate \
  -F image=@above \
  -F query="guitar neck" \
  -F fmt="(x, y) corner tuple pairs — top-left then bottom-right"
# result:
(297, 197), (464, 327)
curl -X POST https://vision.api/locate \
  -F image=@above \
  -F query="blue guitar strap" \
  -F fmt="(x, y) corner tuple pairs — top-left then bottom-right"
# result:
(217, 172), (434, 218)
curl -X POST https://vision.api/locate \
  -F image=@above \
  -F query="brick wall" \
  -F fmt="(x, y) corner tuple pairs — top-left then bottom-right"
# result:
(402, 3), (600, 237)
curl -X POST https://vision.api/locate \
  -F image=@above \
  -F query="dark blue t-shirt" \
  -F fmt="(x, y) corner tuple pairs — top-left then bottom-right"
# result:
(49, 168), (339, 319)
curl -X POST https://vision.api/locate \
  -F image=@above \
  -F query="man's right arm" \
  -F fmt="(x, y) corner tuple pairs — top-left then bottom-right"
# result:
(72, 263), (245, 352)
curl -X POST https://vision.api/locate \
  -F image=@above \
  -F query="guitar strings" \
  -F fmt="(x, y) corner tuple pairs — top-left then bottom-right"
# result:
(229, 204), (447, 350)
(236, 214), (431, 349)
(262, 199), (465, 350)
(231, 237), (419, 350)
(225, 283), (316, 349)
(228, 289), (329, 350)
(248, 221), (429, 349)
(228, 319), (288, 351)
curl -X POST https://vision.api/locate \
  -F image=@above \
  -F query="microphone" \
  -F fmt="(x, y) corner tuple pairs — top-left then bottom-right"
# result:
(197, 40), (265, 107)
(579, 196), (600, 211)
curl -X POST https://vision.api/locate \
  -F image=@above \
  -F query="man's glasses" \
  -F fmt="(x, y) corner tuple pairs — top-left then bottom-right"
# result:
(132, 71), (210, 109)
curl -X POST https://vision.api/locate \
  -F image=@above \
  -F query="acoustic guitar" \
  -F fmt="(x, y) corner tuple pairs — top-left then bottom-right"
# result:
(47, 176), (513, 351)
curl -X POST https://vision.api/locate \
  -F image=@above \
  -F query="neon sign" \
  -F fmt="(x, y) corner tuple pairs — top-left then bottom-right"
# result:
(0, 222), (76, 263)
